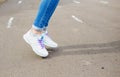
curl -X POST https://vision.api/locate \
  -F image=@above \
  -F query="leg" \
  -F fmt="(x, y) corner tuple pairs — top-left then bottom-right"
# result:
(32, 0), (59, 48)
(41, 0), (60, 29)
(33, 0), (59, 31)
(23, 0), (59, 57)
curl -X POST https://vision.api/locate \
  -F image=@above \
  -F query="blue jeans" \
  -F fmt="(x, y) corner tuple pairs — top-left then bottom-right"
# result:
(33, 0), (60, 30)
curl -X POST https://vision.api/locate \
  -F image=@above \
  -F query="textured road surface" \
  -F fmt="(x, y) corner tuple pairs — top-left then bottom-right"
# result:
(0, 0), (120, 77)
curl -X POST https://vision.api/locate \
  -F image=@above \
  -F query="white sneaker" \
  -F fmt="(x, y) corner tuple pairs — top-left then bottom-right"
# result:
(43, 31), (58, 48)
(23, 30), (49, 57)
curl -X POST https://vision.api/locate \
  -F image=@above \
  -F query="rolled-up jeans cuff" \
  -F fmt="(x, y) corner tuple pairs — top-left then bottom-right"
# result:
(32, 25), (44, 31)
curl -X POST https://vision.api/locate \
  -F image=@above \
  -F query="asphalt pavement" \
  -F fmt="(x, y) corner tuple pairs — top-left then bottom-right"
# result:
(0, 0), (120, 77)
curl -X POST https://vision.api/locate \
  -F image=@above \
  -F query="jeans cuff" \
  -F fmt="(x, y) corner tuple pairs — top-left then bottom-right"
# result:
(32, 25), (44, 31)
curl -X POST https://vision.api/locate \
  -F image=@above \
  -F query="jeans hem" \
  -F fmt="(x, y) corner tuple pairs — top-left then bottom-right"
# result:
(32, 25), (48, 31)
(32, 25), (44, 31)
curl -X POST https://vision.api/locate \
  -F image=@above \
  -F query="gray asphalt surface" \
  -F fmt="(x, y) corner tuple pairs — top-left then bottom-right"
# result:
(0, 0), (120, 77)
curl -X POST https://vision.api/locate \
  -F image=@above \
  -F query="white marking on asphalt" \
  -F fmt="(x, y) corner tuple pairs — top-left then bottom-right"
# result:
(99, 1), (109, 4)
(7, 17), (14, 28)
(72, 15), (84, 23)
(18, 0), (22, 4)
(73, 0), (80, 4)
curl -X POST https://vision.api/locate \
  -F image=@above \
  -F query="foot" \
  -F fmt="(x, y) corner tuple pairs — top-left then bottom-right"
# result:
(23, 30), (49, 57)
(43, 31), (58, 48)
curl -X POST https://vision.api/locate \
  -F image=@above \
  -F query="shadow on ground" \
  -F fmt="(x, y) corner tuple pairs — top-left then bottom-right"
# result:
(47, 40), (120, 58)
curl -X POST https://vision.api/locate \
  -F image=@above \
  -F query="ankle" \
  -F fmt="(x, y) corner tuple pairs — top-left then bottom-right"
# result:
(31, 28), (43, 35)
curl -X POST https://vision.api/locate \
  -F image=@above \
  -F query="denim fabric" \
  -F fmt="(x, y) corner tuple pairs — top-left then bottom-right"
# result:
(33, 0), (59, 30)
